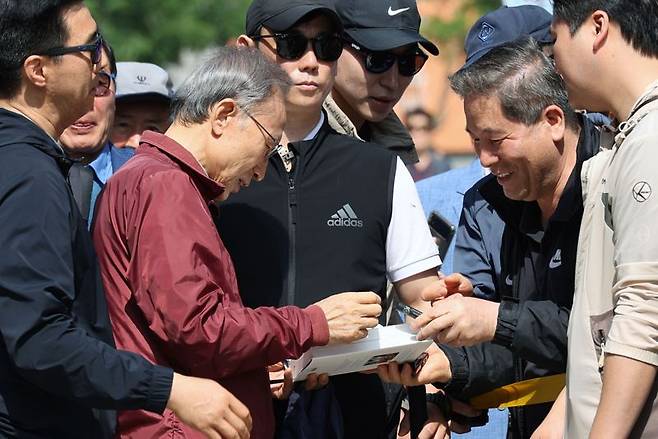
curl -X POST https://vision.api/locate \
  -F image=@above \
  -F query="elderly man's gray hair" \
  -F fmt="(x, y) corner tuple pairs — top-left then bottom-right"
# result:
(171, 46), (291, 125)
(450, 36), (579, 130)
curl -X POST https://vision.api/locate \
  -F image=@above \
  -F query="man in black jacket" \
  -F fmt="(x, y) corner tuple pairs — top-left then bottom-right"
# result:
(223, 0), (443, 437)
(379, 37), (601, 438)
(0, 2), (250, 438)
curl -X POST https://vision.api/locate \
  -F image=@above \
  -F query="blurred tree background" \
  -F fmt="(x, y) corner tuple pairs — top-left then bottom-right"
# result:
(422, 0), (501, 44)
(87, 0), (502, 67)
(87, 0), (252, 66)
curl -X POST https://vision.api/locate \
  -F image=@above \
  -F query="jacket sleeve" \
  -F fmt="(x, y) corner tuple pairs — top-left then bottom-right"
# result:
(116, 171), (329, 379)
(441, 342), (515, 399)
(493, 298), (570, 371)
(453, 187), (500, 301)
(0, 163), (172, 412)
(442, 300), (568, 399)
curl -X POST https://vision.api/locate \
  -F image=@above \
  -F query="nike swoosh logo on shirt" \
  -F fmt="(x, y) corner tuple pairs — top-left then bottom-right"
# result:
(549, 259), (562, 269)
(388, 6), (410, 16)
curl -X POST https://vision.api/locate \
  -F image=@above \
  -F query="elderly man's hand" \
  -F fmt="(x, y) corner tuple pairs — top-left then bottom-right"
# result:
(166, 373), (252, 439)
(268, 362), (293, 400)
(411, 294), (499, 346)
(315, 291), (382, 345)
(377, 344), (451, 386)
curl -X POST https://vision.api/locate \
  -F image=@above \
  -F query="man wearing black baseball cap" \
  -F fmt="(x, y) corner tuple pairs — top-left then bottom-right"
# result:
(222, 1), (444, 438)
(325, 0), (439, 166)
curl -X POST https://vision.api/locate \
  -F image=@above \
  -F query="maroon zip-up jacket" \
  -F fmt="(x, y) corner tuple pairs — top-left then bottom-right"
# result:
(92, 131), (329, 438)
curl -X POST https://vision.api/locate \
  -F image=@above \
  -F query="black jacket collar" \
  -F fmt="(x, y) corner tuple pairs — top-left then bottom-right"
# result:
(0, 108), (73, 175)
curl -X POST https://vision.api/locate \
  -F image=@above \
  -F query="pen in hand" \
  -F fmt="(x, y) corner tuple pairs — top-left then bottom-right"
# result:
(396, 302), (422, 319)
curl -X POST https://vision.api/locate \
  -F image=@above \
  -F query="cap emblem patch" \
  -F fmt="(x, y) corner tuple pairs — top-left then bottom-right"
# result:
(478, 22), (495, 42)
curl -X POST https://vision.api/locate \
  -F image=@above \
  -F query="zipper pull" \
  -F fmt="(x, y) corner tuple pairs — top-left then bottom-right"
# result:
(598, 329), (606, 373)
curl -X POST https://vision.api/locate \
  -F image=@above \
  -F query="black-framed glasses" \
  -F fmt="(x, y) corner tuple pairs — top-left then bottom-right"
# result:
(240, 107), (282, 158)
(94, 71), (115, 98)
(348, 41), (428, 77)
(252, 31), (343, 62)
(34, 32), (104, 66)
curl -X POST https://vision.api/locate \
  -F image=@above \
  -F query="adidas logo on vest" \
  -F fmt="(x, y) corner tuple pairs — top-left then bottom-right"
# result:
(327, 204), (363, 228)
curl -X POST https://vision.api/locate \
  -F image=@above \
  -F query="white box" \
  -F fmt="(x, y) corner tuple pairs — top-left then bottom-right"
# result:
(290, 324), (433, 381)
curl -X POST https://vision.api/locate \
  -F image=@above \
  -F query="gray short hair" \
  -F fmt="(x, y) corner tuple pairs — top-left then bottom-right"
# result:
(171, 46), (291, 125)
(450, 37), (579, 130)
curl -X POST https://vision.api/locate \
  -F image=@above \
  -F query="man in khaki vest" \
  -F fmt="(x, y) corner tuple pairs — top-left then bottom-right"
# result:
(552, 1), (658, 437)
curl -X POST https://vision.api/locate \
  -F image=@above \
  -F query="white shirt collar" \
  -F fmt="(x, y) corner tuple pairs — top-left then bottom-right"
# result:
(302, 112), (325, 141)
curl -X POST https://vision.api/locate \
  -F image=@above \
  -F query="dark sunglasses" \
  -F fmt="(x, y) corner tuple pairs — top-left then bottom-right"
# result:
(94, 71), (115, 98)
(35, 32), (104, 66)
(252, 31), (343, 62)
(240, 106), (282, 158)
(348, 41), (428, 77)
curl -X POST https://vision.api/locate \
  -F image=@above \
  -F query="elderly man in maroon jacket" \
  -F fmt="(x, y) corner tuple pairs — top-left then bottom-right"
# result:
(92, 46), (382, 439)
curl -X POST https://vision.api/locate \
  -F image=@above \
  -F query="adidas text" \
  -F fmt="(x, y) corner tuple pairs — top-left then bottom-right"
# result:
(327, 218), (364, 227)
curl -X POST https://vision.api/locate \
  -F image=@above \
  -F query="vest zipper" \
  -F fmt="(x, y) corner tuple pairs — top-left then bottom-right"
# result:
(287, 172), (298, 306)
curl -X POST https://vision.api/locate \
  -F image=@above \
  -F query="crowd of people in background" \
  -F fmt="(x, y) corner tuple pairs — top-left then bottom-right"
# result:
(1, 1), (658, 439)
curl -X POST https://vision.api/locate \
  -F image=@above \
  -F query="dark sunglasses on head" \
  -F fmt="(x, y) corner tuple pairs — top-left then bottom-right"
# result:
(35, 32), (104, 66)
(252, 31), (343, 62)
(348, 41), (428, 77)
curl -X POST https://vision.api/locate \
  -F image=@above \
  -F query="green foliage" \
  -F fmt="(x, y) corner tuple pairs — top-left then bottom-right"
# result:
(87, 0), (500, 65)
(86, 0), (252, 66)
(422, 0), (501, 47)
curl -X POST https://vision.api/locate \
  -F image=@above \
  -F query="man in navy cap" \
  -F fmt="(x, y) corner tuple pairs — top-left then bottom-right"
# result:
(325, 0), (439, 166)
(418, 4), (554, 293)
(378, 6), (604, 439)
(411, 7), (554, 439)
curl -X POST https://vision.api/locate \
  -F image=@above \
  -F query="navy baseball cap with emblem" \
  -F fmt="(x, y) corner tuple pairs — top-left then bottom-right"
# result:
(334, 0), (439, 55)
(245, 0), (342, 36)
(461, 5), (553, 70)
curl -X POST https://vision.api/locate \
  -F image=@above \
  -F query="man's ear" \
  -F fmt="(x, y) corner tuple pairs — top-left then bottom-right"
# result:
(22, 55), (48, 89)
(543, 104), (567, 144)
(236, 34), (256, 48)
(591, 10), (610, 53)
(209, 98), (239, 138)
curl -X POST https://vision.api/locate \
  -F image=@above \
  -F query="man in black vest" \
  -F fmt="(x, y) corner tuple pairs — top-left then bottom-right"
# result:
(220, 0), (444, 437)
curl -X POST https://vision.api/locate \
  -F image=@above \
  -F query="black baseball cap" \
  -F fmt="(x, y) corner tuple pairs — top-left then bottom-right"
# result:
(245, 0), (342, 36)
(461, 5), (553, 70)
(334, 0), (439, 55)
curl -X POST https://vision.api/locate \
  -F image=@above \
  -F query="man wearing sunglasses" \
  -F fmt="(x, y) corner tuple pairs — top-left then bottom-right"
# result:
(222, 1), (443, 438)
(324, 0), (439, 166)
(61, 41), (134, 228)
(0, 1), (255, 438)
